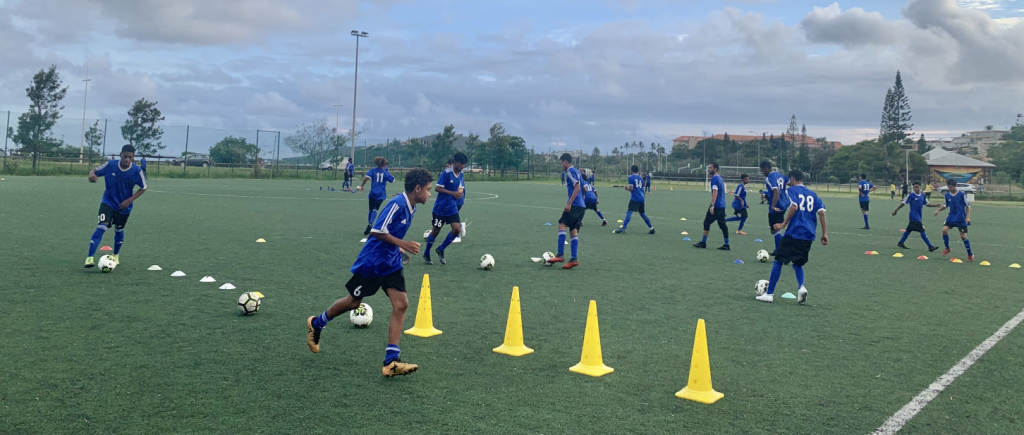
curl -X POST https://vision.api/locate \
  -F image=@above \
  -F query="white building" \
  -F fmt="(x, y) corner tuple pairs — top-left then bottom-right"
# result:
(947, 130), (1009, 157)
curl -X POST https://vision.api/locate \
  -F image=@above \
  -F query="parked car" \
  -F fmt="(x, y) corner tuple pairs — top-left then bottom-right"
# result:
(318, 161), (336, 171)
(170, 154), (211, 167)
(938, 183), (976, 193)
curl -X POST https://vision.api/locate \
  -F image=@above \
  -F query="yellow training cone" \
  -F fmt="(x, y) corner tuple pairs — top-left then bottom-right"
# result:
(670, 187), (674, 191)
(681, 218), (687, 221)
(617, 220), (624, 223)
(255, 238), (266, 243)
(1010, 263), (1021, 269)
(493, 287), (534, 357)
(676, 319), (724, 404)
(871, 251), (880, 255)
(892, 253), (904, 258)
(569, 300), (614, 377)
(979, 261), (991, 266)
(405, 274), (442, 337)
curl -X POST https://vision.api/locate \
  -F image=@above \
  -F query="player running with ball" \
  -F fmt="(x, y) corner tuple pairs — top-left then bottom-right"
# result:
(756, 170), (828, 304)
(306, 168), (433, 377)
(892, 181), (941, 251)
(84, 145), (147, 268)
(547, 153), (586, 269)
(424, 152), (468, 265)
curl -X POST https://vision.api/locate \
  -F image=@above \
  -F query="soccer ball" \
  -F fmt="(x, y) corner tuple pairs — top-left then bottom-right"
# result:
(237, 292), (261, 315)
(98, 255), (117, 273)
(542, 251), (556, 262)
(480, 254), (495, 270)
(423, 230), (432, 240)
(350, 303), (373, 328)
(756, 250), (770, 263)
(755, 280), (770, 296)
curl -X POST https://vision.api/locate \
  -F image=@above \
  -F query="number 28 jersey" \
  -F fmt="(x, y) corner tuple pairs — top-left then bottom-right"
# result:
(784, 185), (825, 241)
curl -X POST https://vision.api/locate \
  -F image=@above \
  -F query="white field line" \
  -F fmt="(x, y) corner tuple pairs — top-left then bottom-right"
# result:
(831, 231), (1024, 250)
(871, 307), (1024, 435)
(147, 190), (499, 202)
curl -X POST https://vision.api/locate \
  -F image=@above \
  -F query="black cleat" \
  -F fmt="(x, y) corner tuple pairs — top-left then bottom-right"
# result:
(861, 226), (871, 230)
(692, 242), (707, 248)
(424, 253), (433, 265)
(601, 220), (608, 227)
(898, 243), (909, 249)
(435, 248), (446, 265)
(717, 245), (731, 250)
(929, 245), (940, 252)
(648, 228), (656, 235)
(364, 225), (372, 236)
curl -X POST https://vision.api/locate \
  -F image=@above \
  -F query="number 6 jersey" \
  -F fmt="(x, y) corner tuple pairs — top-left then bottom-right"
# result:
(784, 185), (826, 241)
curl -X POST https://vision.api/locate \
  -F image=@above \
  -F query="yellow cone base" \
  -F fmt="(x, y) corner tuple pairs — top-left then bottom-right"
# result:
(493, 344), (534, 356)
(570, 362), (614, 377)
(404, 326), (443, 337)
(675, 387), (724, 404)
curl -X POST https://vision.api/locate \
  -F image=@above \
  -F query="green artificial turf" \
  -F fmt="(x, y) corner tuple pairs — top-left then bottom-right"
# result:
(1, 176), (1022, 434)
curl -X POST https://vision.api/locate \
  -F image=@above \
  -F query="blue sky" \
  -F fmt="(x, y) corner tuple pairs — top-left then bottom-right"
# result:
(1, 0), (1022, 157)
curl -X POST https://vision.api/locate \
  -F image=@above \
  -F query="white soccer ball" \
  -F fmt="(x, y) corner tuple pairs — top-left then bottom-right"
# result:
(237, 292), (261, 315)
(480, 254), (495, 270)
(755, 280), (770, 296)
(756, 250), (770, 263)
(98, 255), (117, 273)
(350, 303), (373, 328)
(542, 251), (556, 262)
(423, 230), (432, 240)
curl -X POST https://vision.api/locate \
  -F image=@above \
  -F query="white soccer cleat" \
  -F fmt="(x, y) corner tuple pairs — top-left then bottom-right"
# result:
(798, 286), (808, 304)
(460, 222), (467, 238)
(755, 293), (774, 303)
(452, 236), (461, 244)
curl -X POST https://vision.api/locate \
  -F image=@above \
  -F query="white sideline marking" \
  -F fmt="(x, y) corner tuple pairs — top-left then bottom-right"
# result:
(871, 307), (1024, 435)
(148, 190), (499, 202)
(831, 231), (1024, 250)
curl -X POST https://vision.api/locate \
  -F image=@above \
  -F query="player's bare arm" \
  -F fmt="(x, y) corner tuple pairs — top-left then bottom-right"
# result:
(709, 189), (718, 214)
(965, 205), (971, 224)
(435, 185), (463, 200)
(88, 168), (98, 183)
(775, 203), (798, 232)
(819, 210), (829, 245)
(892, 203), (904, 216)
(566, 183), (580, 212)
(771, 188), (781, 212)
(372, 230), (420, 255)
(120, 188), (146, 210)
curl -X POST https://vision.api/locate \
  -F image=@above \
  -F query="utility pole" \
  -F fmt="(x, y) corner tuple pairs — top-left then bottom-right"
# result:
(350, 30), (369, 169)
(702, 130), (711, 191)
(334, 97), (343, 175)
(79, 66), (91, 164)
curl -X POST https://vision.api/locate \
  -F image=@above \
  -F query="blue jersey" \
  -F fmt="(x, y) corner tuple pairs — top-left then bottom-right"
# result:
(903, 191), (928, 222)
(351, 193), (416, 278)
(785, 185), (826, 241)
(944, 191), (970, 224)
(710, 174), (726, 209)
(582, 180), (598, 203)
(139, 158), (147, 170)
(764, 171), (791, 212)
(565, 166), (587, 208)
(858, 180), (874, 202)
(94, 160), (147, 214)
(627, 174), (645, 202)
(346, 163), (354, 176)
(732, 183), (748, 210)
(644, 173), (651, 187)
(433, 167), (464, 216)
(365, 167), (395, 200)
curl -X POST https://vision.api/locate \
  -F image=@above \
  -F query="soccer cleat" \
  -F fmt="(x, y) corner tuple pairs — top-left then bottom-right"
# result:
(546, 256), (565, 265)
(435, 248), (446, 265)
(602, 220), (608, 227)
(898, 243), (909, 249)
(942, 248), (951, 257)
(693, 242), (707, 248)
(717, 245), (730, 251)
(613, 228), (625, 234)
(84, 256), (95, 268)
(424, 255), (433, 265)
(736, 230), (747, 235)
(364, 225), (372, 236)
(648, 228), (656, 235)
(967, 255), (974, 262)
(797, 287), (808, 304)
(111, 254), (119, 265)
(382, 359), (419, 377)
(306, 316), (321, 353)
(769, 251), (777, 257)
(755, 293), (774, 303)
(861, 226), (870, 230)
(562, 258), (579, 269)
(401, 250), (411, 265)
(929, 246), (940, 252)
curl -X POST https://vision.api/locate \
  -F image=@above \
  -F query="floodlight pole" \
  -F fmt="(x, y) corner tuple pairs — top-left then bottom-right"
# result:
(350, 30), (369, 169)
(79, 66), (91, 164)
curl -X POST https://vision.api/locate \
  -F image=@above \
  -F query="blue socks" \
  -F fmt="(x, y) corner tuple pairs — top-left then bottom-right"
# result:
(571, 236), (578, 259)
(964, 238), (973, 256)
(863, 214), (870, 227)
(557, 230), (566, 256)
(425, 234), (436, 254)
(368, 209), (378, 225)
(725, 216), (740, 222)
(384, 344), (401, 365)
(922, 232), (933, 247)
(595, 209), (605, 220)
(114, 228), (124, 254)
(724, 237), (729, 246)
(88, 225), (106, 257)
(311, 311), (332, 329)
(701, 235), (708, 244)
(623, 211), (633, 229)
(767, 261), (782, 295)
(640, 213), (652, 229)
(773, 232), (782, 251)
(943, 233), (950, 249)
(899, 232), (910, 244)
(438, 231), (457, 252)
(794, 265), (805, 287)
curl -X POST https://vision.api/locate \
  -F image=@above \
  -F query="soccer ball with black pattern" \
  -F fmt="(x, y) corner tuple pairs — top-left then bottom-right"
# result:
(237, 292), (261, 315)
(755, 280), (770, 296)
(98, 255), (117, 273)
(480, 254), (495, 270)
(350, 303), (373, 328)
(756, 250), (770, 263)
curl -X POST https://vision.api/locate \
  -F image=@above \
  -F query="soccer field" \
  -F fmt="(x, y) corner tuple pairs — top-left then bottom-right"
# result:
(2, 176), (1023, 434)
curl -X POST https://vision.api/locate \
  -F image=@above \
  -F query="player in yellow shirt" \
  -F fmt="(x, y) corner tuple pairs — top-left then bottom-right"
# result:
(924, 182), (933, 200)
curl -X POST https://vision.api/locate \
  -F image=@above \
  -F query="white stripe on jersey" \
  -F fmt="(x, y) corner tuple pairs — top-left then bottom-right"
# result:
(139, 170), (148, 189)
(377, 203), (401, 234)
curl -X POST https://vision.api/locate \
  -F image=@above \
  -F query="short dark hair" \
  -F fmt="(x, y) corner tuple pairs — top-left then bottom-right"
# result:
(452, 152), (468, 164)
(404, 168), (433, 192)
(946, 178), (957, 186)
(788, 169), (804, 181)
(709, 162), (719, 171)
(631, 165), (639, 173)
(860, 173), (867, 180)
(120, 144), (136, 154)
(759, 161), (772, 170)
(373, 156), (387, 167)
(446, 159), (454, 165)
(740, 173), (749, 180)
(559, 153), (573, 163)
(912, 181), (921, 186)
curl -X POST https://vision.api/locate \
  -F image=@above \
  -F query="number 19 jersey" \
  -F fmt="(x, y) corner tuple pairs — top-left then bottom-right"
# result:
(764, 171), (791, 211)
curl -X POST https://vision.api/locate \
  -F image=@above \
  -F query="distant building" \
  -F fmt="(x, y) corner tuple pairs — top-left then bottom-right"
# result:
(948, 130), (1009, 157)
(923, 148), (996, 184)
(671, 135), (709, 150)
(671, 134), (842, 150)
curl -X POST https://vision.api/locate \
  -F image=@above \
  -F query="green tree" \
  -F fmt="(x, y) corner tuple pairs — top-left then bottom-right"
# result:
(880, 70), (914, 145)
(990, 122), (1024, 182)
(824, 139), (927, 181)
(209, 136), (257, 164)
(121, 98), (165, 155)
(426, 125), (458, 171)
(795, 144), (811, 171)
(7, 65), (68, 171)
(84, 120), (104, 160)
(283, 117), (334, 179)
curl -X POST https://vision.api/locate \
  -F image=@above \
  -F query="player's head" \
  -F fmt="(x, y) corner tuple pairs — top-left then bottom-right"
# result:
(452, 152), (468, 172)
(374, 156), (387, 168)
(446, 159), (454, 168)
(788, 169), (803, 184)
(912, 181), (922, 193)
(860, 173), (867, 180)
(404, 168), (434, 204)
(740, 173), (749, 184)
(119, 145), (135, 169)
(631, 165), (639, 174)
(707, 162), (719, 175)
(946, 178), (957, 192)
(759, 161), (772, 176)
(559, 153), (573, 170)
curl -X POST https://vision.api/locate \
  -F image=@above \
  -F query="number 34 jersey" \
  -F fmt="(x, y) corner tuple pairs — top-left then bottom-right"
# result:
(784, 185), (826, 241)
